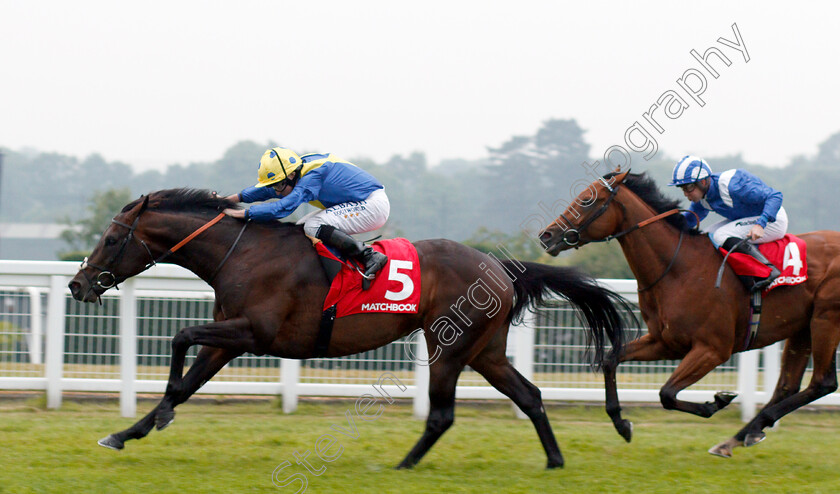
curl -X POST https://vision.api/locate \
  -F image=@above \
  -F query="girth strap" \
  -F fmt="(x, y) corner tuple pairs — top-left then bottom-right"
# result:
(315, 305), (337, 357)
(744, 291), (762, 351)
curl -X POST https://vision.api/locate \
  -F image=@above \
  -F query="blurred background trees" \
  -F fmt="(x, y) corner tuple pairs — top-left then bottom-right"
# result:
(2, 119), (838, 278)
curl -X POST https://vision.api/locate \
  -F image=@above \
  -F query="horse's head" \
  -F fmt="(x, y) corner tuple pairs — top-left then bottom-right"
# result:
(68, 195), (156, 302)
(539, 169), (631, 256)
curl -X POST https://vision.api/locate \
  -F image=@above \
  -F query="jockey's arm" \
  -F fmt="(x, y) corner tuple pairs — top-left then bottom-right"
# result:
(244, 173), (325, 222)
(223, 186), (277, 219)
(682, 201), (709, 228)
(733, 171), (783, 228)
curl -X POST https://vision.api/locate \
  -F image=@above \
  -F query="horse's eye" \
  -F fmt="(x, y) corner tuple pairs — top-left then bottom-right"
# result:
(576, 195), (596, 208)
(104, 236), (118, 246)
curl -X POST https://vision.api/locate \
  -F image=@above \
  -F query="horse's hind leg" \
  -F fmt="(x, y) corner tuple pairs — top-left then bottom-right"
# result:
(98, 346), (240, 450)
(709, 332), (811, 458)
(469, 343), (564, 469)
(732, 310), (840, 453)
(397, 360), (461, 469)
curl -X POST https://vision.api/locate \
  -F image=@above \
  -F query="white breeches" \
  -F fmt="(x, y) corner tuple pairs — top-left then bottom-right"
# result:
(708, 206), (788, 246)
(298, 188), (390, 237)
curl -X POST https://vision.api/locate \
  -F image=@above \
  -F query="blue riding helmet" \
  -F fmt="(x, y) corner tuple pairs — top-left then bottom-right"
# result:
(669, 155), (712, 186)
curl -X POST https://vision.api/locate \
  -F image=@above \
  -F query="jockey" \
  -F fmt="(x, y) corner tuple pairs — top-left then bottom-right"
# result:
(223, 147), (389, 282)
(669, 155), (786, 291)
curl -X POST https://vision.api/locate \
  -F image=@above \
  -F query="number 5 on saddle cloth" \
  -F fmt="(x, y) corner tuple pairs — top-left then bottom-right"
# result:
(312, 238), (422, 356)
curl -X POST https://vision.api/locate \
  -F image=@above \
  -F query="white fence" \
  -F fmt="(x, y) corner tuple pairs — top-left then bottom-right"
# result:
(1, 260), (834, 423)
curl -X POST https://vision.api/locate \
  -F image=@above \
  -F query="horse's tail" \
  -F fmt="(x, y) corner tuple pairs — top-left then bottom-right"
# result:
(501, 260), (633, 370)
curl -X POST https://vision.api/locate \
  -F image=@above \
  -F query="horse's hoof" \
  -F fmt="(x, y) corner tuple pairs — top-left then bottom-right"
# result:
(708, 443), (732, 458)
(546, 458), (564, 469)
(98, 435), (124, 451)
(714, 391), (738, 409)
(394, 462), (414, 470)
(744, 432), (766, 447)
(155, 409), (175, 430)
(616, 420), (633, 443)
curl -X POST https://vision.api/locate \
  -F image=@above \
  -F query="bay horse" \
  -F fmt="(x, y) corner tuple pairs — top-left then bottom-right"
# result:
(68, 188), (630, 469)
(538, 169), (840, 458)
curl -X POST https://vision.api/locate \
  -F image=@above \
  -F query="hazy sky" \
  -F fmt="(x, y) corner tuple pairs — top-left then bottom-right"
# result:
(2, 1), (839, 172)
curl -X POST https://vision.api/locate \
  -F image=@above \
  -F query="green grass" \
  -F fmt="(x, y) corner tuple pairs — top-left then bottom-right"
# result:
(1, 396), (839, 493)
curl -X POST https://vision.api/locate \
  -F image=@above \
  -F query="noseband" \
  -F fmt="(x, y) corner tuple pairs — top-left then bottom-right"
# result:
(80, 211), (156, 293)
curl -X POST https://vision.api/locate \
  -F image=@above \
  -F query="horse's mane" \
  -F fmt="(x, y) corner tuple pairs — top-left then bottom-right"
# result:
(603, 172), (700, 234)
(121, 188), (301, 231)
(121, 188), (239, 214)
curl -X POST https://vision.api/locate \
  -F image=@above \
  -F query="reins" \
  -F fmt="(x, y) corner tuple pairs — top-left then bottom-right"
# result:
(594, 207), (687, 292)
(601, 209), (682, 242)
(209, 218), (249, 284)
(637, 230), (684, 292)
(155, 213), (226, 263)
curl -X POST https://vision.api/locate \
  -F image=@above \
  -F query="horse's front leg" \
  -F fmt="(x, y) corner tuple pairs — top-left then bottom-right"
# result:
(154, 317), (254, 429)
(604, 334), (672, 442)
(99, 346), (241, 450)
(659, 344), (732, 418)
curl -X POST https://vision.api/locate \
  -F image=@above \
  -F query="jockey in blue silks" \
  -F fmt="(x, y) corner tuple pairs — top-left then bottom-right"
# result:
(223, 147), (390, 282)
(670, 155), (786, 291)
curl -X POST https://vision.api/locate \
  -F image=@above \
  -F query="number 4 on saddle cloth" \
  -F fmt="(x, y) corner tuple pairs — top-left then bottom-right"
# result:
(720, 234), (808, 292)
(314, 238), (421, 317)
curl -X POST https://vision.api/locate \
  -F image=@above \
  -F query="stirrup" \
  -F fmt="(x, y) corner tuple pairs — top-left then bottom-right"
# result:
(352, 264), (376, 291)
(752, 267), (781, 292)
(354, 265), (376, 281)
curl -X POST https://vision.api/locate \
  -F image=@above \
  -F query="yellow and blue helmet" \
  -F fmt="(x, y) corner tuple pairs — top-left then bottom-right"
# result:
(255, 147), (303, 188)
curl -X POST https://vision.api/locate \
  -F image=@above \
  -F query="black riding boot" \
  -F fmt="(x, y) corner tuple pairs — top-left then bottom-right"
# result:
(723, 237), (781, 291)
(316, 225), (388, 284)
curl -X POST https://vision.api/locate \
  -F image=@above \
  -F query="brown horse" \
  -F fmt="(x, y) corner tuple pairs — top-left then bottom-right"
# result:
(68, 188), (631, 469)
(538, 170), (840, 458)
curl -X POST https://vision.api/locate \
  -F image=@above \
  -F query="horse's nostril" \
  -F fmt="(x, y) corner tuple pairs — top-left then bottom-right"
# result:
(68, 281), (81, 298)
(539, 231), (552, 244)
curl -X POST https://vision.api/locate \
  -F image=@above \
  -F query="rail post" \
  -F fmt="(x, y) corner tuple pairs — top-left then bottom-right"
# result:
(513, 311), (536, 419)
(413, 335), (430, 419)
(119, 279), (137, 418)
(762, 341), (782, 399)
(281, 358), (300, 413)
(25, 287), (43, 365)
(737, 350), (759, 422)
(45, 275), (66, 409)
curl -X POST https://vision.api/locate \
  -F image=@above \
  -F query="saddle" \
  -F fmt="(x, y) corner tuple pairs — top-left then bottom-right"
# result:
(719, 234), (808, 293)
(717, 234), (808, 351)
(310, 238), (421, 356)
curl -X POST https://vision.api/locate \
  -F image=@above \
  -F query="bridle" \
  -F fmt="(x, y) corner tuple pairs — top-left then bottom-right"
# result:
(553, 176), (701, 292)
(79, 199), (156, 294)
(79, 198), (245, 301)
(556, 177), (621, 247)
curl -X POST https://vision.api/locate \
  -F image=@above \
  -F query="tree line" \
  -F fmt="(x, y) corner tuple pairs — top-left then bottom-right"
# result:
(2, 119), (839, 277)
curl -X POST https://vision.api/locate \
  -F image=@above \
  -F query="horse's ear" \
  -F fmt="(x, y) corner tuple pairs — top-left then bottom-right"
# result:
(139, 194), (150, 213)
(613, 167), (632, 184)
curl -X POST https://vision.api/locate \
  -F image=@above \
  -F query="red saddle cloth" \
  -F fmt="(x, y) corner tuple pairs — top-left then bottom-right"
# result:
(720, 234), (808, 292)
(314, 238), (421, 317)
